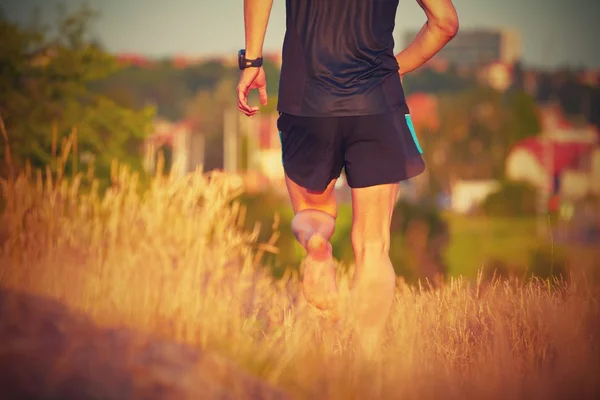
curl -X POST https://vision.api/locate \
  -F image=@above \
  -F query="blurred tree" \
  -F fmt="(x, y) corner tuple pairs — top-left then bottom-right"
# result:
(93, 57), (281, 122)
(511, 60), (525, 91)
(535, 72), (555, 104)
(422, 86), (540, 190)
(482, 180), (538, 217)
(182, 61), (230, 94)
(0, 4), (155, 183)
(403, 68), (475, 96)
(503, 89), (542, 148)
(92, 64), (191, 120)
(261, 59), (281, 97)
(557, 78), (585, 117)
(184, 78), (238, 171)
(589, 87), (600, 130)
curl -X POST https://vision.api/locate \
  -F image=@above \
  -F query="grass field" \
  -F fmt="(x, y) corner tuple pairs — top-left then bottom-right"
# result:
(1, 156), (600, 399)
(444, 214), (543, 277)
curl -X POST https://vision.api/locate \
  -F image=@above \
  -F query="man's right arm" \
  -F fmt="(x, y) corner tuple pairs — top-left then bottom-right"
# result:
(395, 0), (459, 76)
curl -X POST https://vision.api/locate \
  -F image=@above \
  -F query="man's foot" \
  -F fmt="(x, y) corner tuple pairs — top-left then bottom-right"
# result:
(302, 233), (339, 314)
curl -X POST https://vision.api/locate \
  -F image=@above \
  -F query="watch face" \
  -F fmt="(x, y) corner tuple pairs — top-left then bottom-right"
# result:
(238, 49), (246, 70)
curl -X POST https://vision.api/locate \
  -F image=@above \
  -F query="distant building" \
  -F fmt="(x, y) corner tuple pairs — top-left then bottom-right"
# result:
(578, 68), (600, 88)
(251, 113), (285, 185)
(143, 119), (204, 177)
(505, 106), (599, 200)
(451, 180), (501, 214)
(403, 28), (521, 68)
(116, 53), (154, 68)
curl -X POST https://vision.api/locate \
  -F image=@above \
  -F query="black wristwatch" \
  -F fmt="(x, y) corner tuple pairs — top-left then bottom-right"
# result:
(238, 49), (263, 70)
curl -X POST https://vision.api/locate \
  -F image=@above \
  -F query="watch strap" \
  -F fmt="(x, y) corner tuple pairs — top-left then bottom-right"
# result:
(238, 49), (263, 69)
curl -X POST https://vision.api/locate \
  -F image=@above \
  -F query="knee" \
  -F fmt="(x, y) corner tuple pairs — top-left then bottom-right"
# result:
(300, 199), (337, 220)
(351, 233), (390, 259)
(291, 208), (336, 244)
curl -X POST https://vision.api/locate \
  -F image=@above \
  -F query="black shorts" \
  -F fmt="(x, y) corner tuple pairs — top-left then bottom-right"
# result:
(277, 110), (426, 192)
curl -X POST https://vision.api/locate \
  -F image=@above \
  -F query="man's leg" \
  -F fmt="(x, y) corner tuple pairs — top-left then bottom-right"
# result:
(285, 174), (339, 311)
(349, 182), (400, 356)
(340, 110), (425, 354)
(277, 112), (344, 311)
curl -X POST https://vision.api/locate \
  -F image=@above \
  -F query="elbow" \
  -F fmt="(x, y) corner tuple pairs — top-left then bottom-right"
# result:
(435, 13), (459, 40)
(439, 15), (459, 39)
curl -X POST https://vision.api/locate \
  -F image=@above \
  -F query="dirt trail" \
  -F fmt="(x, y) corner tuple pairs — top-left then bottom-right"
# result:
(0, 288), (290, 400)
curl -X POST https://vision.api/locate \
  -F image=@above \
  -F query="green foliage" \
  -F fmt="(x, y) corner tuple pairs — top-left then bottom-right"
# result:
(392, 200), (450, 282)
(445, 214), (543, 278)
(235, 189), (298, 276)
(504, 89), (542, 149)
(183, 61), (231, 93)
(262, 59), (281, 96)
(185, 78), (236, 133)
(0, 4), (155, 186)
(526, 245), (568, 281)
(92, 64), (192, 120)
(391, 199), (447, 241)
(93, 57), (281, 122)
(403, 68), (476, 96)
(482, 180), (538, 217)
(422, 86), (541, 189)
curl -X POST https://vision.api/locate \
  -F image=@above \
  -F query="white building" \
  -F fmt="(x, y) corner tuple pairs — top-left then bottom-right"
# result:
(505, 107), (599, 201)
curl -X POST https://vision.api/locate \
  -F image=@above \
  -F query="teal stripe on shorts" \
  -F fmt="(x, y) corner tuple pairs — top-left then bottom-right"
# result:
(405, 114), (423, 154)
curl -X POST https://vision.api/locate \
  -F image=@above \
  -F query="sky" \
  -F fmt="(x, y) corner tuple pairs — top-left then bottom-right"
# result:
(2, 0), (600, 69)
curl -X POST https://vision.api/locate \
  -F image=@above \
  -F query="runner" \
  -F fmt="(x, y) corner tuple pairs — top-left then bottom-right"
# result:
(237, 0), (459, 354)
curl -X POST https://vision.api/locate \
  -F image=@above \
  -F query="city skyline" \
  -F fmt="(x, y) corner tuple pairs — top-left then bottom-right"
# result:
(2, 0), (600, 69)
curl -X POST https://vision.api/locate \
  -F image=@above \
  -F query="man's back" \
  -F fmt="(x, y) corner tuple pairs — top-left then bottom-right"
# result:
(278, 0), (407, 117)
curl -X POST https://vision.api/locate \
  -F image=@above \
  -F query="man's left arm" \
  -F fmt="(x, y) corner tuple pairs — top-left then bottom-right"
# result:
(244, 0), (274, 60)
(237, 0), (274, 116)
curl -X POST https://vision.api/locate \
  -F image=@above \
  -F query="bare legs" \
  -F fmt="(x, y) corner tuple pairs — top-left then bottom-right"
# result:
(285, 175), (338, 312)
(285, 175), (400, 355)
(349, 183), (399, 356)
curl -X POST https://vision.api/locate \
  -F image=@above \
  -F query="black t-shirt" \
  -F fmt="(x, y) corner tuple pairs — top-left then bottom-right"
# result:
(277, 0), (409, 117)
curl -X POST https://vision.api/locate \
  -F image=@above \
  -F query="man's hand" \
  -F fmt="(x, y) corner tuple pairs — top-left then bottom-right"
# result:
(237, 67), (268, 117)
(239, 0), (273, 116)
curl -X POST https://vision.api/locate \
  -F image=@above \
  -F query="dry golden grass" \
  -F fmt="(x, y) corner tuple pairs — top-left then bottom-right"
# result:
(1, 137), (600, 400)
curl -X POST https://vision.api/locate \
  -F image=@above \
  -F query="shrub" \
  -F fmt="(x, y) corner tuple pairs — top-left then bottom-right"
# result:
(482, 180), (538, 217)
(392, 200), (450, 284)
(527, 245), (569, 281)
(235, 189), (297, 277)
